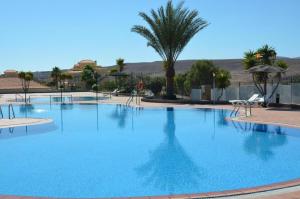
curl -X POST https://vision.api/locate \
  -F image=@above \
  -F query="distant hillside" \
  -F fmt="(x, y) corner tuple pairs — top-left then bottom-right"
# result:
(33, 58), (300, 84)
(108, 58), (300, 83)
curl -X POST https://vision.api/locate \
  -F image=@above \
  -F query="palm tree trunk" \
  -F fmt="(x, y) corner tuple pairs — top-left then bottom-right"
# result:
(267, 74), (281, 102)
(252, 74), (264, 95)
(263, 78), (267, 107)
(165, 62), (176, 99)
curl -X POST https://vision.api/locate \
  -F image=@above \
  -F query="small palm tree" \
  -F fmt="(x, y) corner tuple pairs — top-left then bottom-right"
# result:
(243, 51), (258, 70)
(81, 65), (97, 90)
(256, 44), (277, 65)
(243, 45), (288, 106)
(215, 69), (231, 100)
(18, 71), (33, 103)
(132, 1), (208, 99)
(51, 66), (62, 90)
(116, 58), (125, 72)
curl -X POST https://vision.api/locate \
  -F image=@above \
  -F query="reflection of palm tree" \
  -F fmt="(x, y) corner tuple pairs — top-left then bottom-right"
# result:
(136, 107), (201, 194)
(19, 104), (35, 113)
(217, 109), (229, 127)
(19, 104), (35, 118)
(244, 124), (287, 161)
(60, 103), (74, 110)
(110, 105), (128, 128)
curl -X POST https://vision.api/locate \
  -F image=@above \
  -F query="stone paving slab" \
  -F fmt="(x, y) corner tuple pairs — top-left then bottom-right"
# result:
(0, 118), (53, 128)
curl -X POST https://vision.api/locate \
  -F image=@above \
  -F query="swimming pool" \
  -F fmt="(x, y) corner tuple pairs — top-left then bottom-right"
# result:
(0, 104), (300, 198)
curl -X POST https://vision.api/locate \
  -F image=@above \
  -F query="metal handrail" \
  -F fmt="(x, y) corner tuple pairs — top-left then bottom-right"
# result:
(49, 94), (73, 103)
(230, 103), (241, 117)
(126, 95), (133, 106)
(230, 102), (251, 118)
(8, 104), (15, 119)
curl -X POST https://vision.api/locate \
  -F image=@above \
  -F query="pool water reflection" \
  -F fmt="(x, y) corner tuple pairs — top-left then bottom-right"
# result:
(0, 104), (299, 198)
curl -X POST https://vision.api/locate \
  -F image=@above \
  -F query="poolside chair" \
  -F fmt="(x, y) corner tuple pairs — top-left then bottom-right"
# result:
(229, 94), (260, 117)
(144, 89), (154, 97)
(111, 89), (119, 96)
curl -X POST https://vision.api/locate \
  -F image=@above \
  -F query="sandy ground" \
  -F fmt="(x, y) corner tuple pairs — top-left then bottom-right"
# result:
(1, 92), (300, 199)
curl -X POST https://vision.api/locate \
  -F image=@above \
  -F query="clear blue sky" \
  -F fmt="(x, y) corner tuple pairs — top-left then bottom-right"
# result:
(0, 0), (299, 71)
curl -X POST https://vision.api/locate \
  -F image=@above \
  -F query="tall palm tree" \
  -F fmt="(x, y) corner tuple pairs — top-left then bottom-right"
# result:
(132, 1), (208, 99)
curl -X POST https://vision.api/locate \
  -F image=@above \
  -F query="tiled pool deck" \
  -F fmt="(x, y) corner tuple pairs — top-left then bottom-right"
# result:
(1, 92), (300, 199)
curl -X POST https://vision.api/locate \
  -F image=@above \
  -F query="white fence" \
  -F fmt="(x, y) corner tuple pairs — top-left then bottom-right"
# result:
(213, 83), (300, 105)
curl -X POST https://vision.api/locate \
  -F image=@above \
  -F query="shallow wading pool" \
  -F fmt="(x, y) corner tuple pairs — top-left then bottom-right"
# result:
(0, 104), (300, 198)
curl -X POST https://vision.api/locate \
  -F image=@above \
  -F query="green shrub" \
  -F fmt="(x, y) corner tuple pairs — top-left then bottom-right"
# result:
(147, 77), (165, 96)
(187, 60), (217, 88)
(174, 73), (187, 96)
(100, 80), (117, 91)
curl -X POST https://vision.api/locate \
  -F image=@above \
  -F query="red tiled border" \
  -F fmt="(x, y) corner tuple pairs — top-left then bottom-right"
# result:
(1, 178), (300, 199)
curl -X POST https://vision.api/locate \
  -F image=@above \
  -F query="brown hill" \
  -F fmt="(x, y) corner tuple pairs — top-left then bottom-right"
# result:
(111, 58), (300, 83)
(0, 77), (50, 93)
(31, 58), (300, 84)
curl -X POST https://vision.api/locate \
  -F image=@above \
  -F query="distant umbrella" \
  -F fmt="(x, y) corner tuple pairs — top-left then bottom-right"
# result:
(247, 65), (286, 73)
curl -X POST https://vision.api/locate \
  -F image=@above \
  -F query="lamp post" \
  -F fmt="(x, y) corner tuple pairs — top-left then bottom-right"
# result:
(59, 85), (64, 103)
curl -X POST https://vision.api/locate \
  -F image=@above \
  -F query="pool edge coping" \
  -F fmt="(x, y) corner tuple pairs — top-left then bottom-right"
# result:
(0, 118), (53, 129)
(1, 178), (300, 199)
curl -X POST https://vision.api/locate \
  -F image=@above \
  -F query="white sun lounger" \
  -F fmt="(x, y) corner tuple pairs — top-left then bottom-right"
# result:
(111, 89), (119, 96)
(229, 94), (259, 105)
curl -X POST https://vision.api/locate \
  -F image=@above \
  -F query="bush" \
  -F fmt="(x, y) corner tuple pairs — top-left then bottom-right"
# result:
(100, 80), (117, 91)
(175, 73), (187, 96)
(146, 77), (165, 96)
(184, 77), (192, 96)
(187, 60), (217, 88)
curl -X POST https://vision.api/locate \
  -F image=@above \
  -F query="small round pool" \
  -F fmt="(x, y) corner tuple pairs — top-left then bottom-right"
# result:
(0, 104), (300, 198)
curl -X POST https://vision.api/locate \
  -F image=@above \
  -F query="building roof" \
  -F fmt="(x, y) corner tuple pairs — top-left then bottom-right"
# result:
(67, 70), (82, 75)
(78, 59), (96, 64)
(4, 69), (18, 73)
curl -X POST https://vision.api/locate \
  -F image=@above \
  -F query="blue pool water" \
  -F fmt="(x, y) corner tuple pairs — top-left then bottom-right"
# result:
(0, 104), (300, 198)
